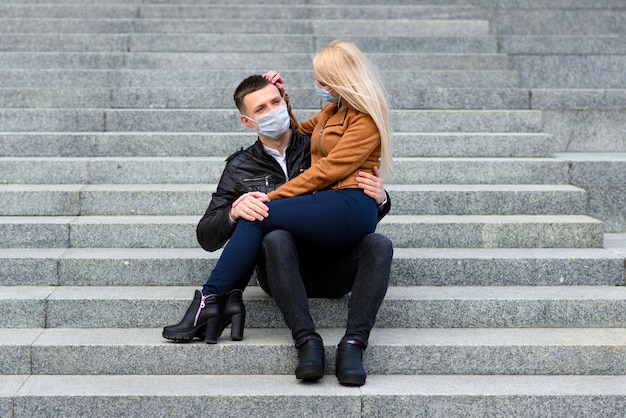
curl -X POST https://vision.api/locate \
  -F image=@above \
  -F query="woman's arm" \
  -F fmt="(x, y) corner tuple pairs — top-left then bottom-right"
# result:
(267, 111), (379, 200)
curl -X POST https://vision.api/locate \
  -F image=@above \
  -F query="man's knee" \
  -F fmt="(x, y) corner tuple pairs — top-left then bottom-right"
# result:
(359, 233), (393, 258)
(262, 229), (296, 254)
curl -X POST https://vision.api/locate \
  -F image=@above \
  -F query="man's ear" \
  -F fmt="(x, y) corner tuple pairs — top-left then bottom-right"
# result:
(240, 114), (255, 129)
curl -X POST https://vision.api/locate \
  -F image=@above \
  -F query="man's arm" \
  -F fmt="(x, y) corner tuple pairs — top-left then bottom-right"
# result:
(196, 158), (271, 252)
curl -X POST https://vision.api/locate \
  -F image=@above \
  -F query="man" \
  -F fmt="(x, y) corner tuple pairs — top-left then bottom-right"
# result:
(195, 74), (393, 386)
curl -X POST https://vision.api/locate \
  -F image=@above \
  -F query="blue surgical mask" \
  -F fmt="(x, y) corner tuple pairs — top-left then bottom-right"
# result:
(314, 84), (339, 103)
(244, 105), (290, 139)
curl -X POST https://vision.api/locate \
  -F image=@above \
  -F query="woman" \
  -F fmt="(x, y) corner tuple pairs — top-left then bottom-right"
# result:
(163, 41), (392, 365)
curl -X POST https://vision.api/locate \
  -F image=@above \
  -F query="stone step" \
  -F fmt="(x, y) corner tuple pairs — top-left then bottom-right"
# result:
(2, 326), (626, 374)
(0, 33), (499, 54)
(500, 36), (626, 89)
(1, 247), (622, 287)
(0, 51), (510, 71)
(0, 132), (555, 158)
(0, 18), (489, 36)
(0, 69), (519, 89)
(4, 374), (626, 417)
(0, 87), (529, 109)
(605, 233), (626, 259)
(0, 157), (568, 185)
(483, 9), (626, 36)
(0, 215), (604, 249)
(557, 153), (626, 233)
(533, 89), (626, 153)
(0, 184), (587, 217)
(0, 109), (543, 132)
(0, 4), (481, 20)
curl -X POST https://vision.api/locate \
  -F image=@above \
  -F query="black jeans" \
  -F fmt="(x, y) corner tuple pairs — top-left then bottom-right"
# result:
(257, 230), (393, 349)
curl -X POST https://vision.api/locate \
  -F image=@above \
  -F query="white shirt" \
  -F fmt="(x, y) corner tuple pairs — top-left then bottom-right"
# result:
(262, 143), (290, 180)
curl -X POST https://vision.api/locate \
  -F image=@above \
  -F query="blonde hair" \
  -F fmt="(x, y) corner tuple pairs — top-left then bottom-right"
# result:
(313, 41), (392, 179)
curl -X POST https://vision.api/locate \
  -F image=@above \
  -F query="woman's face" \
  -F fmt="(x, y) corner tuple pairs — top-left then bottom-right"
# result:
(314, 73), (340, 98)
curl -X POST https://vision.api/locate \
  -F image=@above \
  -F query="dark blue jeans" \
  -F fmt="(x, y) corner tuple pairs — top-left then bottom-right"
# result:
(257, 230), (393, 348)
(203, 188), (378, 296)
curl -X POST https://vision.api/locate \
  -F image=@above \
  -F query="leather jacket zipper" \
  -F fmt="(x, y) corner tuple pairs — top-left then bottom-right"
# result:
(243, 175), (271, 187)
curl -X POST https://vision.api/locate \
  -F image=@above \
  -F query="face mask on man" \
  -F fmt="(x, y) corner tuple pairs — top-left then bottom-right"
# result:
(314, 84), (339, 103)
(244, 105), (290, 139)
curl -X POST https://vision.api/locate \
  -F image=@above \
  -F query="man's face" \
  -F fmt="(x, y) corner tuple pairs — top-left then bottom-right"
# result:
(241, 84), (285, 122)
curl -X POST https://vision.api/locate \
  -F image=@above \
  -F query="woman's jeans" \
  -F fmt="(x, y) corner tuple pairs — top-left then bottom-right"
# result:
(202, 188), (378, 296)
(257, 230), (393, 348)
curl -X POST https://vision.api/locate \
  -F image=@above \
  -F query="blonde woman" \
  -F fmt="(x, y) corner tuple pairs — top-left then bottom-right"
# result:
(164, 41), (392, 386)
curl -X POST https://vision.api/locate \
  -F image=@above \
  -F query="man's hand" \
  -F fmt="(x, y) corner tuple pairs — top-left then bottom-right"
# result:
(230, 192), (270, 221)
(263, 70), (285, 97)
(357, 166), (386, 205)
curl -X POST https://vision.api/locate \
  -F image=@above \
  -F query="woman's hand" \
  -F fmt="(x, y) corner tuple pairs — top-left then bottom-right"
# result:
(230, 192), (270, 221)
(263, 70), (285, 97)
(357, 166), (386, 205)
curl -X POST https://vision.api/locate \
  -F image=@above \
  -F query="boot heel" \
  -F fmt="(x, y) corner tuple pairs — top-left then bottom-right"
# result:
(204, 314), (221, 344)
(229, 312), (245, 341)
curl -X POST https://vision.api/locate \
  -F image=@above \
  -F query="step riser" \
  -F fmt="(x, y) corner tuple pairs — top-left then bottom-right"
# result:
(0, 109), (543, 133)
(3, 292), (624, 329)
(2, 249), (623, 287)
(0, 187), (587, 216)
(543, 111), (626, 153)
(3, 328), (626, 375)
(379, 220), (604, 248)
(0, 133), (554, 158)
(0, 34), (499, 54)
(0, 18), (490, 37)
(4, 374), (626, 418)
(0, 4), (484, 20)
(0, 52), (509, 71)
(0, 71), (518, 89)
(0, 87), (529, 109)
(0, 216), (604, 249)
(512, 55), (626, 89)
(0, 158), (565, 184)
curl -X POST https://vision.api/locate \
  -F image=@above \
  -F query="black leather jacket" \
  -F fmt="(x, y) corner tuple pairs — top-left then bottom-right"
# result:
(196, 129), (391, 252)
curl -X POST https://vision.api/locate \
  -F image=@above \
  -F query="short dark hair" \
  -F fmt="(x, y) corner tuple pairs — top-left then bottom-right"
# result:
(234, 75), (272, 114)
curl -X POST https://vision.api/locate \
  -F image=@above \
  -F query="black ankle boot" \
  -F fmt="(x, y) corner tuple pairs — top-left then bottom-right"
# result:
(295, 338), (325, 381)
(335, 340), (366, 386)
(162, 290), (220, 342)
(209, 288), (246, 344)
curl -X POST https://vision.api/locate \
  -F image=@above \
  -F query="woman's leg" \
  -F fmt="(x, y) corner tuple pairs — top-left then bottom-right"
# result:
(202, 189), (377, 296)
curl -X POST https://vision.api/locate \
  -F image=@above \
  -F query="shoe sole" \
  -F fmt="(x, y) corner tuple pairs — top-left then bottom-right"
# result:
(296, 369), (324, 381)
(336, 373), (366, 386)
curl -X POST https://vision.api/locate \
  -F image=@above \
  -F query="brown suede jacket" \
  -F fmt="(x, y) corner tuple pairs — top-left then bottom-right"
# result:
(266, 99), (382, 201)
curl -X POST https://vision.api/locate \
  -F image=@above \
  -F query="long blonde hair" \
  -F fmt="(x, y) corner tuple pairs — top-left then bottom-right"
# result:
(313, 41), (392, 179)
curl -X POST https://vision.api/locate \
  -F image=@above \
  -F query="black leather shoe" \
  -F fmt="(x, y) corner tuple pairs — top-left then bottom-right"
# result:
(162, 290), (220, 342)
(335, 340), (366, 386)
(295, 338), (325, 381)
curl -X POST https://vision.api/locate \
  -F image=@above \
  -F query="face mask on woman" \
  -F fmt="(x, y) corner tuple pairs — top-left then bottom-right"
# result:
(244, 105), (290, 139)
(314, 84), (339, 103)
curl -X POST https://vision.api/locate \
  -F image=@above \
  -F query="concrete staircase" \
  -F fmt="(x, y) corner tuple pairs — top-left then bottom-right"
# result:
(1, 0), (625, 416)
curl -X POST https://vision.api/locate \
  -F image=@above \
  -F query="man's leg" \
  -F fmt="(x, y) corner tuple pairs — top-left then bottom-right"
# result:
(258, 230), (324, 380)
(342, 233), (393, 346)
(305, 232), (392, 386)
(258, 230), (321, 347)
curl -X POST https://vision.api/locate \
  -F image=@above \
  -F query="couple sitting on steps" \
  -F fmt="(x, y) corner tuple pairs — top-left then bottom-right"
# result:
(162, 41), (394, 387)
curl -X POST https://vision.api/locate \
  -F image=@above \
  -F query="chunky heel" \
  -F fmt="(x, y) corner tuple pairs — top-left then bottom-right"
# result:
(221, 289), (246, 341)
(229, 312), (245, 341)
(204, 313), (222, 344)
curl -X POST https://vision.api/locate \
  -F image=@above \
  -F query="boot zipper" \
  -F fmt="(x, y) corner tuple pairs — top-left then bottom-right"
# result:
(194, 294), (209, 326)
